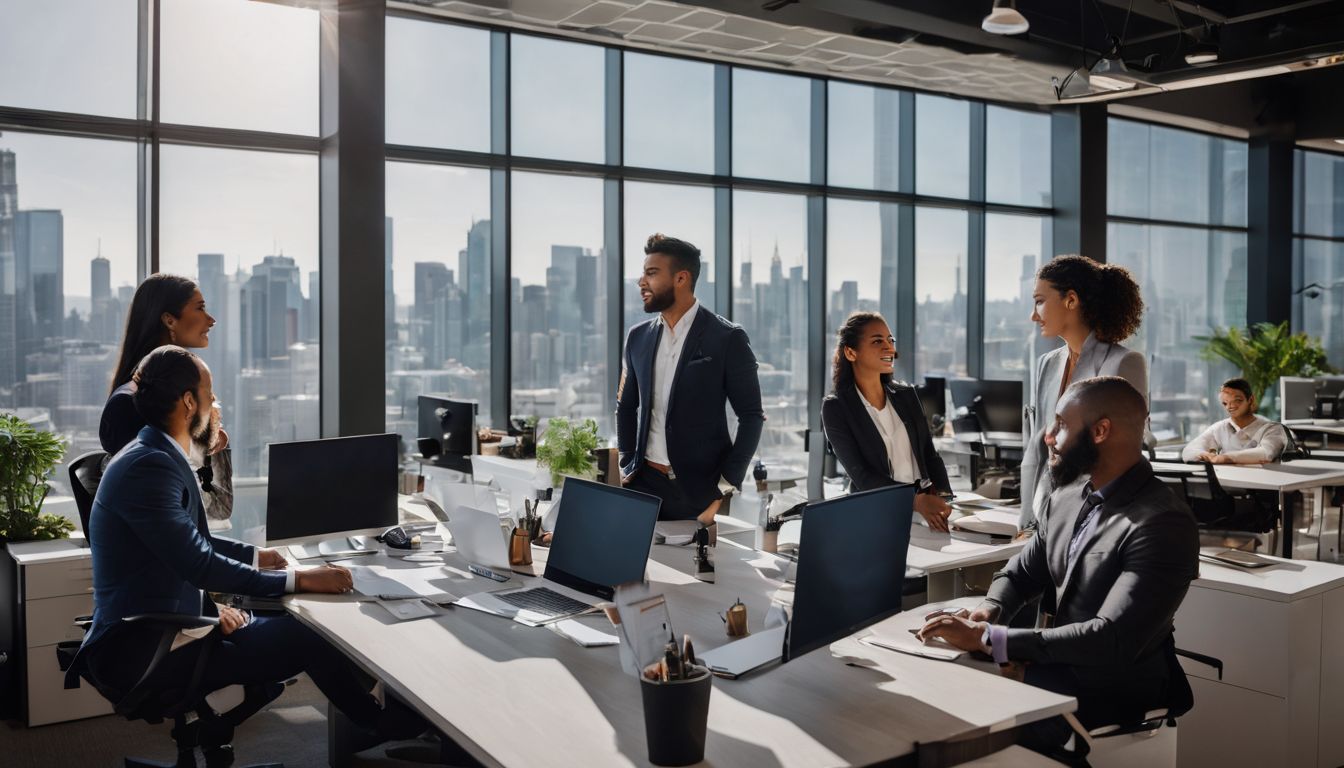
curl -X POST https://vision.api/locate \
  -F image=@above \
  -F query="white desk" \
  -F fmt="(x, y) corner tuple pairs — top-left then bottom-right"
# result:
(1150, 460), (1344, 558)
(1174, 551), (1344, 767)
(907, 526), (1025, 601)
(1285, 420), (1344, 445)
(285, 541), (1073, 767)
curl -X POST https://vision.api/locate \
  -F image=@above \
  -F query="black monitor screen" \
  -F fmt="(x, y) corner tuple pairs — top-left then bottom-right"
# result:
(917, 376), (947, 425)
(417, 396), (477, 457)
(949, 378), (1024, 434)
(1319, 377), (1344, 400)
(544, 478), (661, 601)
(265, 433), (399, 543)
(786, 485), (914, 661)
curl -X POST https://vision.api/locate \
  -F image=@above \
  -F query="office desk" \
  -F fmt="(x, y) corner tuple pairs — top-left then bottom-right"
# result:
(907, 527), (1025, 601)
(285, 542), (1073, 767)
(1174, 552), (1344, 767)
(1285, 420), (1344, 447)
(1151, 460), (1344, 558)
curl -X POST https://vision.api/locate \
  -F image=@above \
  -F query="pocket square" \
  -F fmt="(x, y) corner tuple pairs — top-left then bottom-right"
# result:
(688, 355), (713, 365)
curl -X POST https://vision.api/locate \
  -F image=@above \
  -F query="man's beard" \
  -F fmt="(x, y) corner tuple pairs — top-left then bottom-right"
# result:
(643, 285), (675, 313)
(1048, 429), (1099, 488)
(190, 405), (218, 456)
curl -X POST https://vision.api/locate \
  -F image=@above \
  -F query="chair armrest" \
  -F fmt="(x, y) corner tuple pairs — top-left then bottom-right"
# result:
(123, 614), (220, 630)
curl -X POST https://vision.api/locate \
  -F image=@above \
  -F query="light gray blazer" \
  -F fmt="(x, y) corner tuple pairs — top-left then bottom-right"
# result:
(1019, 333), (1147, 528)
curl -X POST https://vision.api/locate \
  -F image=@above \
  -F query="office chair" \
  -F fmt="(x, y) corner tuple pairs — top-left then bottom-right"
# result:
(64, 449), (286, 767)
(1152, 462), (1278, 534)
(59, 615), (285, 768)
(68, 449), (109, 535)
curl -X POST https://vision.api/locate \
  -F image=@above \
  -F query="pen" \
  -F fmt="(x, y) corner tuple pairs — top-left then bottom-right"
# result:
(682, 635), (696, 668)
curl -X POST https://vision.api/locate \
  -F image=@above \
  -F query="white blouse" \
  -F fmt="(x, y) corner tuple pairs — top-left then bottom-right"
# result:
(856, 386), (920, 484)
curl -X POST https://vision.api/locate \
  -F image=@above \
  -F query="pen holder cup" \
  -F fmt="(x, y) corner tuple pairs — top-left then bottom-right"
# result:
(640, 666), (712, 766)
(508, 527), (533, 566)
(725, 605), (748, 638)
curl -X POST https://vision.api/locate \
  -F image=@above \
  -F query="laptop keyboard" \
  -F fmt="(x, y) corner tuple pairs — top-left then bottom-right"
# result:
(496, 587), (592, 617)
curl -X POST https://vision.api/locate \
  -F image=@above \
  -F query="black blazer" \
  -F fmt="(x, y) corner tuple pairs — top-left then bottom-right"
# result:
(821, 381), (950, 493)
(99, 382), (142, 456)
(616, 307), (765, 510)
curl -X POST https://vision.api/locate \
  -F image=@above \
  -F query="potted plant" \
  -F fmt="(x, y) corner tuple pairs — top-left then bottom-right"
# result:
(535, 417), (601, 488)
(1197, 322), (1334, 420)
(0, 413), (73, 543)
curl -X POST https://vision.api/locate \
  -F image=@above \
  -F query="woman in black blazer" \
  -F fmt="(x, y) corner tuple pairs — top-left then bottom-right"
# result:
(100, 274), (221, 455)
(821, 311), (952, 531)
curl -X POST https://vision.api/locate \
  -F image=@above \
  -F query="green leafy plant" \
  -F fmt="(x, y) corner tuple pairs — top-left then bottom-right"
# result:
(535, 417), (600, 487)
(1197, 322), (1334, 419)
(0, 413), (74, 542)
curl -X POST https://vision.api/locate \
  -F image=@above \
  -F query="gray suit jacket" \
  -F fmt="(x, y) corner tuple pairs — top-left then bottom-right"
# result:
(984, 460), (1198, 727)
(1019, 334), (1147, 528)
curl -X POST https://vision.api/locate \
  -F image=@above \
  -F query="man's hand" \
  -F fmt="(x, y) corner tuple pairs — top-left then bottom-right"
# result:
(295, 564), (354, 594)
(914, 493), (951, 532)
(1209, 454), (1234, 465)
(922, 602), (999, 624)
(916, 614), (990, 653)
(1196, 451), (1220, 463)
(696, 498), (722, 527)
(258, 548), (288, 570)
(208, 425), (229, 455)
(218, 605), (249, 636)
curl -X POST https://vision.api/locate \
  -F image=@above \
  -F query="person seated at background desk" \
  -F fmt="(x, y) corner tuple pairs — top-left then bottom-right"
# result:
(820, 311), (952, 531)
(617, 233), (764, 524)
(78, 345), (423, 745)
(1181, 377), (1288, 465)
(919, 376), (1198, 756)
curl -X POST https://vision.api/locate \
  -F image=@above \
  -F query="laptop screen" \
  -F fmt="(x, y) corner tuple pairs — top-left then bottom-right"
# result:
(543, 478), (661, 600)
(265, 433), (399, 544)
(785, 484), (915, 662)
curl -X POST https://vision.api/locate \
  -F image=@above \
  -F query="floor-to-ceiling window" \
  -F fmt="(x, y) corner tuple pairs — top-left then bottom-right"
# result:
(1293, 149), (1344, 370)
(1107, 118), (1248, 439)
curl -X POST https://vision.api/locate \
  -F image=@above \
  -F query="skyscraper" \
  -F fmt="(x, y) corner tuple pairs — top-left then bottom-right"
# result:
(15, 209), (64, 378)
(89, 254), (118, 343)
(0, 149), (18, 394)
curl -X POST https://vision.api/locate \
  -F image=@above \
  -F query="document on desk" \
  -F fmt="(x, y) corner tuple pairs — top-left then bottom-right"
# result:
(950, 508), (1019, 538)
(860, 630), (965, 661)
(340, 562), (460, 603)
(549, 619), (619, 647)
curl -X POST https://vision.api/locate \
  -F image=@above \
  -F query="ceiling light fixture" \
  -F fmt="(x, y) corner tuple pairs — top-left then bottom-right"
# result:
(1185, 24), (1220, 65)
(982, 0), (1029, 36)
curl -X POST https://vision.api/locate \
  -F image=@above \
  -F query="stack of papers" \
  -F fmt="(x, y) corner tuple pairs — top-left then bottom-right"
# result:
(860, 630), (965, 661)
(950, 508), (1019, 538)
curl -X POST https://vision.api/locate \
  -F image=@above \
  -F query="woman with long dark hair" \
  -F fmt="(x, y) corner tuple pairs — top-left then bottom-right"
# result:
(1018, 255), (1147, 530)
(100, 274), (219, 455)
(821, 311), (953, 531)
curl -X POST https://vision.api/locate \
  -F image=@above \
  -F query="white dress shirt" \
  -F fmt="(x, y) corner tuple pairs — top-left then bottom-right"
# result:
(644, 301), (700, 467)
(856, 386), (920, 484)
(1181, 415), (1288, 463)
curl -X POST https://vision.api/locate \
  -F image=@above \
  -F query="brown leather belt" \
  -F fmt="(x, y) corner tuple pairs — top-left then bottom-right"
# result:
(645, 460), (676, 479)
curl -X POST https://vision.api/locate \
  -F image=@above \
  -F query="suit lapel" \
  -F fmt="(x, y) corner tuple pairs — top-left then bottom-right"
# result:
(665, 307), (709, 418)
(1045, 479), (1088, 588)
(639, 322), (660, 419)
(143, 427), (206, 531)
(840, 386), (891, 476)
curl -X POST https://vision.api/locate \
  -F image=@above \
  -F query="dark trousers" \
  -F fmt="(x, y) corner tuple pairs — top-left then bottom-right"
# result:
(91, 613), (382, 729)
(625, 467), (699, 520)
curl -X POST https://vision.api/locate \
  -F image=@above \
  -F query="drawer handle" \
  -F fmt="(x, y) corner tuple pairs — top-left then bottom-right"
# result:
(1175, 648), (1223, 681)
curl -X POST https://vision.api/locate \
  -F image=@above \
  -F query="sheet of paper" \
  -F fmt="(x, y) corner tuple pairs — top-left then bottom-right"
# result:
(860, 632), (965, 661)
(377, 597), (440, 621)
(550, 619), (619, 647)
(345, 563), (459, 602)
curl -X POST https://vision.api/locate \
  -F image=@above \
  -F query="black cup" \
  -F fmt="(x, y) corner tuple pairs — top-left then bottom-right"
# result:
(639, 666), (712, 766)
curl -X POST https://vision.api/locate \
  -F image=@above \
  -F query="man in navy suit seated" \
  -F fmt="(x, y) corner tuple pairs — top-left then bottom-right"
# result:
(618, 234), (764, 523)
(81, 345), (421, 742)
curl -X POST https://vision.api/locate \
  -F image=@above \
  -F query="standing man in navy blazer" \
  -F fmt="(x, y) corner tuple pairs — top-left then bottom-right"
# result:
(617, 234), (764, 523)
(80, 346), (421, 743)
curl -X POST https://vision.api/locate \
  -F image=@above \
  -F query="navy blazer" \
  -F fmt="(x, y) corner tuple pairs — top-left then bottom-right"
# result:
(616, 307), (765, 510)
(821, 382), (951, 494)
(82, 426), (285, 653)
(99, 382), (142, 455)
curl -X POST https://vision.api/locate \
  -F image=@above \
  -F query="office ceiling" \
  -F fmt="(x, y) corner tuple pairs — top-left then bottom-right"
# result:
(395, 0), (1344, 107)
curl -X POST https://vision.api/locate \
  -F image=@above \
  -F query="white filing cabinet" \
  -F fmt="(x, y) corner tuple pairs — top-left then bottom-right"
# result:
(1174, 551), (1344, 768)
(7, 536), (112, 726)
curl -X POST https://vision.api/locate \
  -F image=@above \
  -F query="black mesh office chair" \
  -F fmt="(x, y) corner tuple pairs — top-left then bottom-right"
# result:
(1152, 462), (1278, 533)
(62, 449), (285, 767)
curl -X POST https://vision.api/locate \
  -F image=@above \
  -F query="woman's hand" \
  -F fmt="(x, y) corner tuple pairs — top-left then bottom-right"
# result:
(914, 492), (951, 532)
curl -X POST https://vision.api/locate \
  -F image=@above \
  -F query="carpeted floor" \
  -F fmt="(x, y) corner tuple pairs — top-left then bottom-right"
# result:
(0, 675), (439, 767)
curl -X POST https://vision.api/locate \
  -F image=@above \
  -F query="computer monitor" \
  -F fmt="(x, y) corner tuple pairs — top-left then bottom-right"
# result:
(1280, 377), (1319, 421)
(948, 378), (1024, 435)
(418, 396), (478, 472)
(916, 376), (947, 432)
(785, 484), (914, 662)
(543, 478), (661, 601)
(265, 433), (400, 546)
(1319, 376), (1344, 400)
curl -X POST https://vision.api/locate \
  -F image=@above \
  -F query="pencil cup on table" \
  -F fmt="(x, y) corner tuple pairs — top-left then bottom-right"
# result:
(640, 664), (712, 766)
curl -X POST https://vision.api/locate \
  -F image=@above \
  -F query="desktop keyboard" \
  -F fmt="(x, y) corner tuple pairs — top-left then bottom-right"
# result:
(496, 587), (592, 617)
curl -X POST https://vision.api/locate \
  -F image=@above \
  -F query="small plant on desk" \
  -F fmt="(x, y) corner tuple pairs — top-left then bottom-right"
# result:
(0, 413), (73, 542)
(536, 417), (601, 488)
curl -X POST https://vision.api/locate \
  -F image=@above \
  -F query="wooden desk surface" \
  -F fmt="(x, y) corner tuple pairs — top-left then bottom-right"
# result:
(286, 541), (1073, 767)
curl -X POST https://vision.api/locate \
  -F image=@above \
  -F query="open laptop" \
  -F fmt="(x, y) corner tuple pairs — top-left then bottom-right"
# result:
(444, 503), (528, 582)
(454, 477), (661, 626)
(699, 484), (914, 678)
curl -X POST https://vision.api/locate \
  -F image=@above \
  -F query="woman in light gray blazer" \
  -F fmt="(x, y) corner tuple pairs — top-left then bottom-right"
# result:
(1019, 255), (1148, 529)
